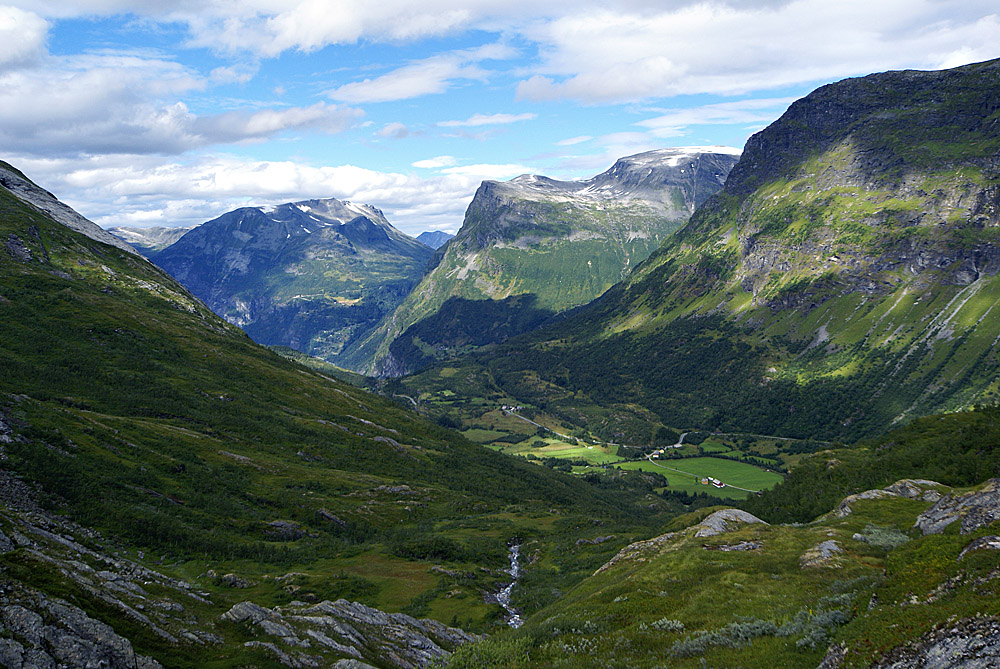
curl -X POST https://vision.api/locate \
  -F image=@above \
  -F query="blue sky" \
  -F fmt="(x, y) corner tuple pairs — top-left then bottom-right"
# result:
(3, 1), (999, 236)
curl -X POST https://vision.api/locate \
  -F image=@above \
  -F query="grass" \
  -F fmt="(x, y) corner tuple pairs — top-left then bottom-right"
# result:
(614, 458), (784, 498)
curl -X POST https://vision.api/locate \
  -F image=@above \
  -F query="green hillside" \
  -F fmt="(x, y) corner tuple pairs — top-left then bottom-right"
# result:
(399, 58), (1000, 443)
(354, 149), (739, 375)
(0, 162), (681, 666)
(444, 406), (1000, 667)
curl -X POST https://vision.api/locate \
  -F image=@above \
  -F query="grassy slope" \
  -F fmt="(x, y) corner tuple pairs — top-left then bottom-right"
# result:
(0, 175), (683, 662)
(399, 59), (1000, 443)
(352, 191), (684, 373)
(445, 405), (1000, 668)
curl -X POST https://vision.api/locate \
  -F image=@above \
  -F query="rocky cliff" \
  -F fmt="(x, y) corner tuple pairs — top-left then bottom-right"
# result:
(356, 148), (740, 375)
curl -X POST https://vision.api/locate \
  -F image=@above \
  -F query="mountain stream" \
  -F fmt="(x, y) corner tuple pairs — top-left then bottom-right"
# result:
(495, 542), (523, 628)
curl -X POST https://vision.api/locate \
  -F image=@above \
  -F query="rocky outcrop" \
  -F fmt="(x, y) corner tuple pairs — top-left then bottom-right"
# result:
(595, 532), (678, 575)
(873, 616), (1000, 668)
(0, 588), (162, 669)
(221, 599), (478, 668)
(800, 540), (843, 568)
(694, 509), (768, 538)
(834, 479), (945, 518)
(915, 479), (1000, 535)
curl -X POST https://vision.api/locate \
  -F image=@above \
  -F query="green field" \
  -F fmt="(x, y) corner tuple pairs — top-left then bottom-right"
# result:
(614, 457), (784, 499)
(490, 438), (624, 465)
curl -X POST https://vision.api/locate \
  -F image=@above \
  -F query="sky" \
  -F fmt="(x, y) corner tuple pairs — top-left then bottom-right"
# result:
(3, 2), (999, 236)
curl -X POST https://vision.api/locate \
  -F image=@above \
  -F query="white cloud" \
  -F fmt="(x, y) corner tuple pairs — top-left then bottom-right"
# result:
(10, 152), (492, 235)
(438, 112), (537, 127)
(327, 52), (489, 103)
(555, 135), (591, 146)
(0, 6), (47, 70)
(377, 122), (410, 138)
(440, 163), (535, 179)
(412, 155), (458, 168)
(636, 97), (797, 138)
(515, 1), (1000, 103)
(0, 51), (361, 156)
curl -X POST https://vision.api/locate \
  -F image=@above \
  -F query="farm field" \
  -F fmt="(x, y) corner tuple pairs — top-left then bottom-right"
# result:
(614, 457), (784, 499)
(488, 437), (623, 466)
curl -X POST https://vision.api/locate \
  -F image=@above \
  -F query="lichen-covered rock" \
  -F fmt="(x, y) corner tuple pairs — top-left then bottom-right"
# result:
(915, 479), (1000, 535)
(0, 592), (162, 668)
(594, 532), (678, 575)
(694, 509), (768, 538)
(834, 479), (945, 518)
(221, 598), (477, 668)
(872, 616), (1000, 667)
(800, 540), (843, 568)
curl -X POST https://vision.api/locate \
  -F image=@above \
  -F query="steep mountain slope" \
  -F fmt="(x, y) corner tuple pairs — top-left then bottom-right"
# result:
(154, 198), (433, 364)
(107, 225), (195, 256)
(417, 230), (454, 249)
(410, 59), (1000, 443)
(0, 162), (678, 666)
(357, 148), (740, 375)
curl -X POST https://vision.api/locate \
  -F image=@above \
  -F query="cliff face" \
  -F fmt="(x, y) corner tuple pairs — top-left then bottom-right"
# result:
(153, 198), (432, 363)
(355, 148), (739, 375)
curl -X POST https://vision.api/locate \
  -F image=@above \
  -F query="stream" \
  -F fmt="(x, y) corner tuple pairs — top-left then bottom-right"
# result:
(495, 542), (523, 628)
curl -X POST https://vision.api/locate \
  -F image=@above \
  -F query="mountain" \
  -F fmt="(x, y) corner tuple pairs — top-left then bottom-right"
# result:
(0, 160), (680, 666)
(402, 58), (1000, 444)
(417, 230), (454, 249)
(153, 197), (434, 364)
(107, 225), (195, 256)
(356, 148), (740, 375)
(0, 162), (138, 255)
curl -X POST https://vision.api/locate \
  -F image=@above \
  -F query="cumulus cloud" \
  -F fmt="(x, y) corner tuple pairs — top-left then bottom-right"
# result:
(0, 51), (361, 156)
(0, 6), (47, 70)
(438, 112), (536, 127)
(516, 1), (1000, 103)
(377, 122), (410, 138)
(10, 152), (495, 235)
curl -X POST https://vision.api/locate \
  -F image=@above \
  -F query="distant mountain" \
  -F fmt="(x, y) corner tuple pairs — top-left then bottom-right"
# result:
(410, 58), (1000, 443)
(356, 148), (740, 375)
(107, 225), (195, 257)
(153, 197), (433, 363)
(416, 230), (454, 249)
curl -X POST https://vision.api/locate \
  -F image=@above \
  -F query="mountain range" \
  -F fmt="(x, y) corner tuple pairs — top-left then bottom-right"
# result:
(398, 58), (1000, 444)
(150, 198), (433, 363)
(107, 225), (195, 256)
(3, 57), (1000, 669)
(358, 147), (740, 375)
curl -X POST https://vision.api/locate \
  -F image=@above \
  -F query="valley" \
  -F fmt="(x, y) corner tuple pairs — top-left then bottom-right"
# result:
(3, 56), (1000, 669)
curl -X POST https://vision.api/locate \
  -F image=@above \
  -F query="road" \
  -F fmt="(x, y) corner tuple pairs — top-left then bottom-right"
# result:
(504, 411), (576, 442)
